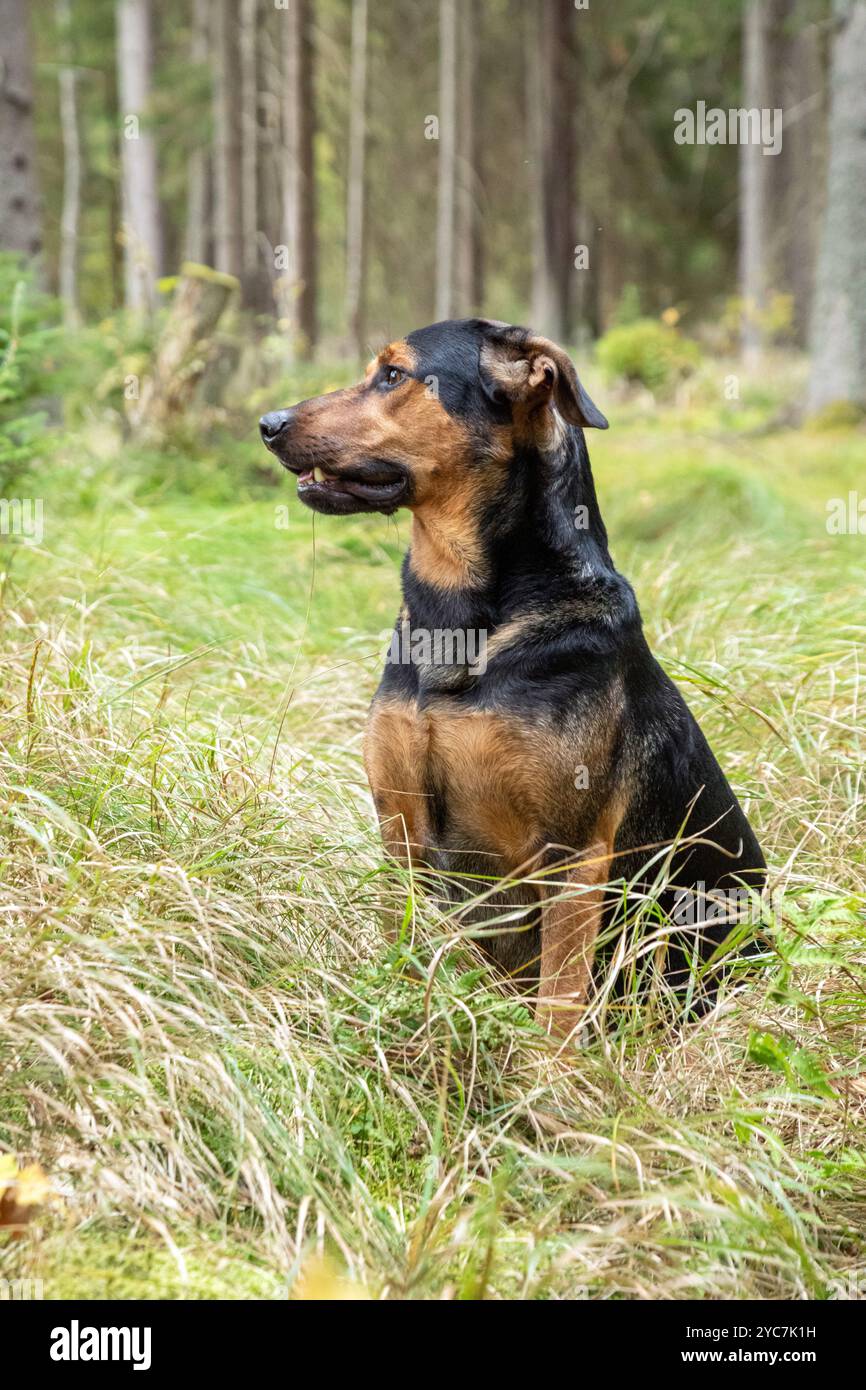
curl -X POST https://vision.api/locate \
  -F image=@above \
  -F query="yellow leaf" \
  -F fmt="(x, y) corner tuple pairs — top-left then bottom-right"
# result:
(11, 1164), (53, 1208)
(0, 1160), (60, 1230)
(292, 1255), (371, 1301)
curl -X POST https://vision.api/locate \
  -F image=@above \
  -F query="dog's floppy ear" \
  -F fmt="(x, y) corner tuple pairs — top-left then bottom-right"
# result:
(479, 324), (608, 430)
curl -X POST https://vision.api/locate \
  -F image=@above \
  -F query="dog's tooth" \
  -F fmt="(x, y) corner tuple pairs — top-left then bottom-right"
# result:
(313, 467), (326, 483)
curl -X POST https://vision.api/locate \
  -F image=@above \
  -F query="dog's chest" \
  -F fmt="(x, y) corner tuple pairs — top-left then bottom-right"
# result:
(363, 695), (567, 867)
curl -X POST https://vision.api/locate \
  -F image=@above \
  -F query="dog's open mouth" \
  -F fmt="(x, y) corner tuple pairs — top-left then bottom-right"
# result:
(294, 462), (408, 514)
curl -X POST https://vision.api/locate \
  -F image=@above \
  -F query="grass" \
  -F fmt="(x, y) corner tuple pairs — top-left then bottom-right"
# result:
(1, 360), (865, 1300)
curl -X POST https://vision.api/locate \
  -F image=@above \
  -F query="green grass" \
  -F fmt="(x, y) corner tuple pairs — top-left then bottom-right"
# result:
(1, 367), (865, 1299)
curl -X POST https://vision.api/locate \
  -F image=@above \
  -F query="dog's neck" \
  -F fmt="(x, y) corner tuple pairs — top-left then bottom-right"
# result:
(404, 426), (618, 632)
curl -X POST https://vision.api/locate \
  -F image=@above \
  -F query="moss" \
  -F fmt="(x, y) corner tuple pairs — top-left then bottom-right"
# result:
(178, 261), (241, 292)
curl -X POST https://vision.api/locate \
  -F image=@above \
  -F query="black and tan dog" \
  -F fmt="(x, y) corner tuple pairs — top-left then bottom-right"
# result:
(260, 318), (765, 1036)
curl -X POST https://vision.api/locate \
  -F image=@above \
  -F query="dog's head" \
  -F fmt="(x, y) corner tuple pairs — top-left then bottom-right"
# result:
(259, 318), (607, 519)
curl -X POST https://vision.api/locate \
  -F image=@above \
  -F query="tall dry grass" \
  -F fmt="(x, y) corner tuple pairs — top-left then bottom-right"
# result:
(1, 410), (864, 1299)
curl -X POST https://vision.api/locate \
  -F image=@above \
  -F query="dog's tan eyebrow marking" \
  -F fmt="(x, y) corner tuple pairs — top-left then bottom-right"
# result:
(376, 341), (417, 373)
(363, 342), (416, 385)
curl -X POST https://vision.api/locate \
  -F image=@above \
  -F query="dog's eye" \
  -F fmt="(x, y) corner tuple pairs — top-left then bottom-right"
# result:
(383, 366), (406, 388)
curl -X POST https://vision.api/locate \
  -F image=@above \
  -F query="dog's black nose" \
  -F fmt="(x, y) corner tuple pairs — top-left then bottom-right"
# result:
(259, 409), (294, 444)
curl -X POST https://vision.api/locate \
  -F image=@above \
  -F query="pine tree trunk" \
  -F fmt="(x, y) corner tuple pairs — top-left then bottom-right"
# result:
(258, 7), (284, 285)
(116, 0), (163, 311)
(213, 0), (244, 280)
(765, 0), (824, 346)
(281, 0), (317, 355)
(0, 0), (43, 261)
(571, 20), (593, 345)
(435, 0), (457, 322)
(739, 0), (769, 364)
(184, 0), (211, 266)
(57, 0), (81, 326)
(528, 0), (574, 342)
(345, 0), (368, 358)
(779, 21), (823, 347)
(809, 0), (866, 412)
(526, 1), (545, 328)
(455, 0), (479, 316)
(241, 0), (269, 310)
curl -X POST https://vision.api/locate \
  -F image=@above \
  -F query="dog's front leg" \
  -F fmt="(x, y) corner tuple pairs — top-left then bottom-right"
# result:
(537, 840), (611, 1039)
(364, 697), (431, 942)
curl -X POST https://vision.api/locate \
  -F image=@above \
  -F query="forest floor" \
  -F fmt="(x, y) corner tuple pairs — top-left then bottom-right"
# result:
(1, 372), (865, 1299)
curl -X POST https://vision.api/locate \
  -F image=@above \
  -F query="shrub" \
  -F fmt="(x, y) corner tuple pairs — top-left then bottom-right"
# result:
(595, 317), (701, 394)
(0, 255), (61, 496)
(806, 400), (866, 432)
(719, 292), (795, 353)
(611, 283), (643, 327)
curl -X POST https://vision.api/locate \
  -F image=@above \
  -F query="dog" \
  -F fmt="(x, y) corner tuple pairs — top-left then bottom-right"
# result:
(260, 318), (766, 1036)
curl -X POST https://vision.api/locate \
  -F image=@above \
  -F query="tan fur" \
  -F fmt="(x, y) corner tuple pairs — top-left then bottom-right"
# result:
(407, 420), (513, 589)
(426, 707), (558, 866)
(364, 696), (431, 867)
(292, 341), (473, 494)
(365, 693), (627, 1025)
(290, 340), (521, 590)
(537, 839), (613, 1038)
(409, 482), (495, 590)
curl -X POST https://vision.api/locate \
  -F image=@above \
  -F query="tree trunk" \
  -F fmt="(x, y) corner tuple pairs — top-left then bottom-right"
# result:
(57, 0), (81, 326)
(528, 0), (575, 342)
(455, 0), (479, 316)
(570, 22), (593, 345)
(239, 0), (272, 311)
(435, 0), (457, 322)
(345, 0), (368, 357)
(779, 20), (823, 347)
(132, 262), (238, 433)
(281, 0), (317, 355)
(213, 0), (244, 281)
(0, 0), (43, 261)
(116, 0), (163, 311)
(526, 2), (544, 329)
(240, 0), (258, 271)
(765, 0), (824, 346)
(258, 12), (282, 261)
(809, 0), (866, 412)
(184, 0), (211, 266)
(738, 0), (769, 364)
